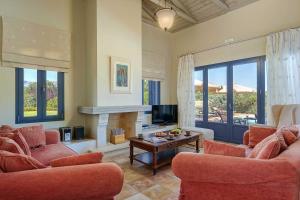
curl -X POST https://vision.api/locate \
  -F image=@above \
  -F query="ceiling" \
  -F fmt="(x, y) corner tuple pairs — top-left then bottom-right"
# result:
(142, 0), (259, 33)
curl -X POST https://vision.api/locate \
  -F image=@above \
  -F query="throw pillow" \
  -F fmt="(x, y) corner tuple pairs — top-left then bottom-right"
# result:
(50, 152), (103, 167)
(204, 140), (246, 157)
(248, 134), (281, 159)
(248, 125), (277, 147)
(278, 129), (297, 146)
(0, 150), (46, 172)
(274, 132), (288, 152)
(279, 125), (299, 137)
(0, 137), (25, 155)
(0, 125), (14, 133)
(17, 125), (46, 149)
(0, 130), (31, 156)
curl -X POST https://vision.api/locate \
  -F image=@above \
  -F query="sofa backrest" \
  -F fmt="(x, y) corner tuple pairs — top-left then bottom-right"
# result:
(275, 139), (300, 172)
(272, 104), (300, 127)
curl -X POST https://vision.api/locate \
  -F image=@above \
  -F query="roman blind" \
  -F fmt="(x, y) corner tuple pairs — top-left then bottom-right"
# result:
(142, 50), (166, 80)
(0, 16), (71, 72)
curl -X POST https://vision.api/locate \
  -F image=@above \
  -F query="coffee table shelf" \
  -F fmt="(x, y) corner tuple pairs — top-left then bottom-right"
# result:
(133, 149), (177, 167)
(129, 133), (200, 175)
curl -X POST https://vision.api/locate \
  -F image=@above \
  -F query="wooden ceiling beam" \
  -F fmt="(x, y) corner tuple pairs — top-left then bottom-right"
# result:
(210, 0), (229, 10)
(171, 0), (193, 17)
(142, 5), (157, 22)
(148, 0), (197, 24)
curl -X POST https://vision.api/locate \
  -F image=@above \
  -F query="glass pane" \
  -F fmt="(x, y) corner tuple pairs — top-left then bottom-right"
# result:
(24, 69), (38, 117)
(208, 67), (227, 123)
(195, 70), (203, 121)
(46, 71), (58, 116)
(143, 80), (149, 105)
(233, 62), (257, 125)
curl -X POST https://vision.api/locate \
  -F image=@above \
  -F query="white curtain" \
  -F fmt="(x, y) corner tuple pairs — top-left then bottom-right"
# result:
(177, 54), (195, 128)
(266, 28), (300, 124)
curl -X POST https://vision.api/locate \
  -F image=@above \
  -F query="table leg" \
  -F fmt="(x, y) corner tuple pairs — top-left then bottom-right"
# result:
(130, 143), (133, 165)
(152, 152), (157, 175)
(196, 139), (200, 153)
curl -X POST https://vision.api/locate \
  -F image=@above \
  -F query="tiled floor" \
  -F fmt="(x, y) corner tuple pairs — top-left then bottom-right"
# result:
(103, 146), (199, 200)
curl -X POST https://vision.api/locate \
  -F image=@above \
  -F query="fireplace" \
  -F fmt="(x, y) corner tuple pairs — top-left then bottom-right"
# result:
(79, 105), (151, 147)
(107, 112), (138, 143)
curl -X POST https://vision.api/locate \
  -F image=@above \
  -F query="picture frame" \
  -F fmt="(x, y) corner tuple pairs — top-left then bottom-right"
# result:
(110, 56), (131, 94)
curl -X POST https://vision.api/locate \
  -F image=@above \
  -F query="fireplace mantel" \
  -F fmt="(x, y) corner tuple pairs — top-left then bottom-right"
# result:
(78, 105), (151, 115)
(78, 105), (151, 147)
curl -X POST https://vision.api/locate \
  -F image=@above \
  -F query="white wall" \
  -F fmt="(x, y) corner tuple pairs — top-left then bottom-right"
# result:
(96, 0), (142, 106)
(170, 0), (300, 102)
(142, 23), (172, 104)
(0, 0), (86, 128)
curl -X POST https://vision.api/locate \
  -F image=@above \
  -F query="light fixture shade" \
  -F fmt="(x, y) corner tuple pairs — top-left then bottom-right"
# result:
(156, 8), (176, 31)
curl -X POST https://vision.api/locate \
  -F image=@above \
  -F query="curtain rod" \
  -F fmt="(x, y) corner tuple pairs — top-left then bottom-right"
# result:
(178, 26), (300, 58)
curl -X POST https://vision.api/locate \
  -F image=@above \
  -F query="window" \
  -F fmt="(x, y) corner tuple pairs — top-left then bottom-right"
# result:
(142, 80), (161, 105)
(16, 68), (64, 123)
(194, 56), (266, 143)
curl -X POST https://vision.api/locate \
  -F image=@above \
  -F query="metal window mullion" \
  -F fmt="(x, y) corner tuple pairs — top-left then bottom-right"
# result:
(37, 70), (46, 121)
(58, 72), (65, 120)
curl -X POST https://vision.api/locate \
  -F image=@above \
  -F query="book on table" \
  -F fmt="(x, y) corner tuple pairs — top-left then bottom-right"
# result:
(144, 137), (167, 143)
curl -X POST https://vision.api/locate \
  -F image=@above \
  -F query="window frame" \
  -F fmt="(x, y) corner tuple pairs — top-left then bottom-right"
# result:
(16, 68), (65, 124)
(195, 56), (266, 124)
(142, 80), (161, 106)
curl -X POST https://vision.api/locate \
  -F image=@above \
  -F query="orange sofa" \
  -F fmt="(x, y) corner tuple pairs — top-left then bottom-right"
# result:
(172, 105), (300, 200)
(0, 125), (124, 200)
(173, 136), (300, 200)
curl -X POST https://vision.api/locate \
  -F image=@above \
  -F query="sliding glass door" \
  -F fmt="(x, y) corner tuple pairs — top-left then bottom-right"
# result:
(195, 56), (266, 143)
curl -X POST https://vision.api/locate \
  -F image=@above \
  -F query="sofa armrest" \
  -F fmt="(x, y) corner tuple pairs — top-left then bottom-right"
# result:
(45, 130), (60, 144)
(50, 152), (104, 167)
(172, 152), (298, 185)
(0, 163), (123, 200)
(204, 140), (246, 157)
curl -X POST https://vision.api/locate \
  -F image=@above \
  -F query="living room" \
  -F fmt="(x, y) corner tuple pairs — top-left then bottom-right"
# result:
(0, 0), (300, 199)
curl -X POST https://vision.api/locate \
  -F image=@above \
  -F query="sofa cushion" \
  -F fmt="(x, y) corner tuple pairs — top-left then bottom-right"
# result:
(281, 130), (297, 146)
(280, 125), (299, 137)
(274, 132), (288, 152)
(0, 125), (14, 133)
(31, 143), (76, 166)
(50, 152), (103, 167)
(0, 137), (25, 154)
(0, 150), (46, 172)
(0, 130), (31, 156)
(249, 134), (281, 159)
(17, 125), (46, 149)
(276, 127), (298, 146)
(204, 140), (245, 157)
(248, 125), (277, 147)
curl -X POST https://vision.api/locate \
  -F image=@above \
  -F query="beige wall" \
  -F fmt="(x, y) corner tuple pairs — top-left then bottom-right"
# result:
(96, 0), (142, 106)
(85, 0), (98, 106)
(170, 0), (300, 102)
(0, 0), (86, 129)
(142, 23), (172, 104)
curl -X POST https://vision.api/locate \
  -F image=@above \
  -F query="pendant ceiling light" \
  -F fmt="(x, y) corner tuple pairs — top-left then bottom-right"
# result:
(155, 0), (176, 31)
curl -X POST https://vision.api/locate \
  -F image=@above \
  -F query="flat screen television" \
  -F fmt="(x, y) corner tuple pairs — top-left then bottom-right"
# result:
(152, 105), (178, 125)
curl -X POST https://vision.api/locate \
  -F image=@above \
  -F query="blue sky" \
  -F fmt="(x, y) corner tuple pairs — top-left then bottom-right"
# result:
(195, 62), (257, 89)
(24, 69), (57, 82)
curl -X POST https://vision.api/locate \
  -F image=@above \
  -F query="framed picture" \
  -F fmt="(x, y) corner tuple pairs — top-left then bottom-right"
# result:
(110, 56), (131, 93)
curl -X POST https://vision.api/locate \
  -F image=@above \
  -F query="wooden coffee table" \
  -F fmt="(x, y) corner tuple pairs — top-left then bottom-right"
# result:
(129, 133), (200, 175)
